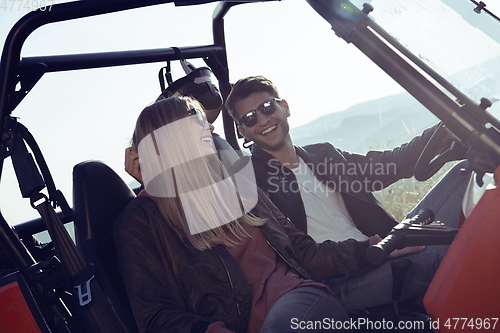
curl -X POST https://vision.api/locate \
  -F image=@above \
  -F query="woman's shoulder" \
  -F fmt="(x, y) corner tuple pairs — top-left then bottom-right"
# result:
(114, 196), (157, 230)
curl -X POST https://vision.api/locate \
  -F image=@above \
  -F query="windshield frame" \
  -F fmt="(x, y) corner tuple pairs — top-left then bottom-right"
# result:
(306, 0), (500, 160)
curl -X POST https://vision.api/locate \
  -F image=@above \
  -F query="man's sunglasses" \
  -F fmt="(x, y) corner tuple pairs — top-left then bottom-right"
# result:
(237, 98), (283, 128)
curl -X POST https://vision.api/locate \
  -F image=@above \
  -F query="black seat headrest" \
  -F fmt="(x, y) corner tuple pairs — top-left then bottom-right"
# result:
(73, 161), (135, 244)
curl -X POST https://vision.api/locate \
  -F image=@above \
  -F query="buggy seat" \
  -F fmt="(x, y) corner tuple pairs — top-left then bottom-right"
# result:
(71, 134), (240, 332)
(73, 160), (138, 333)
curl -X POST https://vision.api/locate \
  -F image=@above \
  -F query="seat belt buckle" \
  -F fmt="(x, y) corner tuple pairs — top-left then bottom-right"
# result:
(73, 263), (95, 306)
(74, 276), (94, 306)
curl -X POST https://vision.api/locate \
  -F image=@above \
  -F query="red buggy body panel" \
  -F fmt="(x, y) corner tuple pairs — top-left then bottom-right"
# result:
(0, 273), (47, 333)
(424, 166), (500, 331)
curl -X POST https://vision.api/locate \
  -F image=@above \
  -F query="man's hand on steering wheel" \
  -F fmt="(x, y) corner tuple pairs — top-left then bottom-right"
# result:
(414, 122), (467, 181)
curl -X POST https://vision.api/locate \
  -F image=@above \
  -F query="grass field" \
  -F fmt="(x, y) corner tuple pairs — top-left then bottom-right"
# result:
(373, 162), (457, 222)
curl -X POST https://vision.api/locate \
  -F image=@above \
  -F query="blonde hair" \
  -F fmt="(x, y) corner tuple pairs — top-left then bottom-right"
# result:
(133, 96), (264, 250)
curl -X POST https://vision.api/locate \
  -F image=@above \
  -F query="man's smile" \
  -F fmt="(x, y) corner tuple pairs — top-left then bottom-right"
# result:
(261, 125), (277, 135)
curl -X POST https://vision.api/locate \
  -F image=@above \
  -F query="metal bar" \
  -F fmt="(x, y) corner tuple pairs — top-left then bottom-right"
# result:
(213, 2), (238, 47)
(367, 25), (479, 118)
(20, 46), (226, 73)
(0, 211), (36, 271)
(350, 26), (475, 137)
(212, 2), (239, 149)
(13, 212), (74, 241)
(470, 0), (500, 22)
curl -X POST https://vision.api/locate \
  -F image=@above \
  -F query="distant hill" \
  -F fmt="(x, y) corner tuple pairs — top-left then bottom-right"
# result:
(290, 93), (439, 153)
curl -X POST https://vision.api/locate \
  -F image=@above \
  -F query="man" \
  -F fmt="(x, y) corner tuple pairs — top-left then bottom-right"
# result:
(225, 75), (470, 312)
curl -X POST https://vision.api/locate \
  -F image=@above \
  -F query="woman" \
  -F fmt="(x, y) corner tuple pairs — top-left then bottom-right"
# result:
(115, 96), (371, 333)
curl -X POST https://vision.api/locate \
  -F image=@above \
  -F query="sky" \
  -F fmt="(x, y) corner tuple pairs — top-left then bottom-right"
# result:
(0, 0), (499, 225)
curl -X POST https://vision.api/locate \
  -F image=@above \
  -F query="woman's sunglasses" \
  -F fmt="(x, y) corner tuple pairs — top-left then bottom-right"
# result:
(187, 107), (208, 126)
(237, 98), (282, 128)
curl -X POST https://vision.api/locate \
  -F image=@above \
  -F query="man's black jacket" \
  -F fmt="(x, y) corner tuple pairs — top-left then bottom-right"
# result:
(250, 124), (441, 238)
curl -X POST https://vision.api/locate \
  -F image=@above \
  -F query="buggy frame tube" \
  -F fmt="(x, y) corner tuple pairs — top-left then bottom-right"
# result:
(0, 211), (36, 271)
(19, 46), (226, 73)
(213, 2), (240, 149)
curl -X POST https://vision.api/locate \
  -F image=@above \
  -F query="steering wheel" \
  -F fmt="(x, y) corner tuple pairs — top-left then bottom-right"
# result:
(414, 123), (467, 181)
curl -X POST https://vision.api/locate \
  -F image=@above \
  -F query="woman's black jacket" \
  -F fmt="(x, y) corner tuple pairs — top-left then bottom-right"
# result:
(113, 189), (370, 333)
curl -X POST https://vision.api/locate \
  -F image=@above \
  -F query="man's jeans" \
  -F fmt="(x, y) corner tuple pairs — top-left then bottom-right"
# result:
(324, 160), (471, 312)
(260, 286), (352, 332)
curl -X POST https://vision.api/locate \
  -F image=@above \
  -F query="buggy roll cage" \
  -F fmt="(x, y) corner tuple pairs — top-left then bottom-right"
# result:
(0, 0), (499, 264)
(0, 0), (241, 146)
(0, 0), (253, 279)
(0, 0), (499, 331)
(1, 0), (499, 273)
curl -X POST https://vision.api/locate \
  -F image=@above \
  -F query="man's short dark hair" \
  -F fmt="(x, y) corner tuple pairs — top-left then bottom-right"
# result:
(225, 76), (280, 120)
